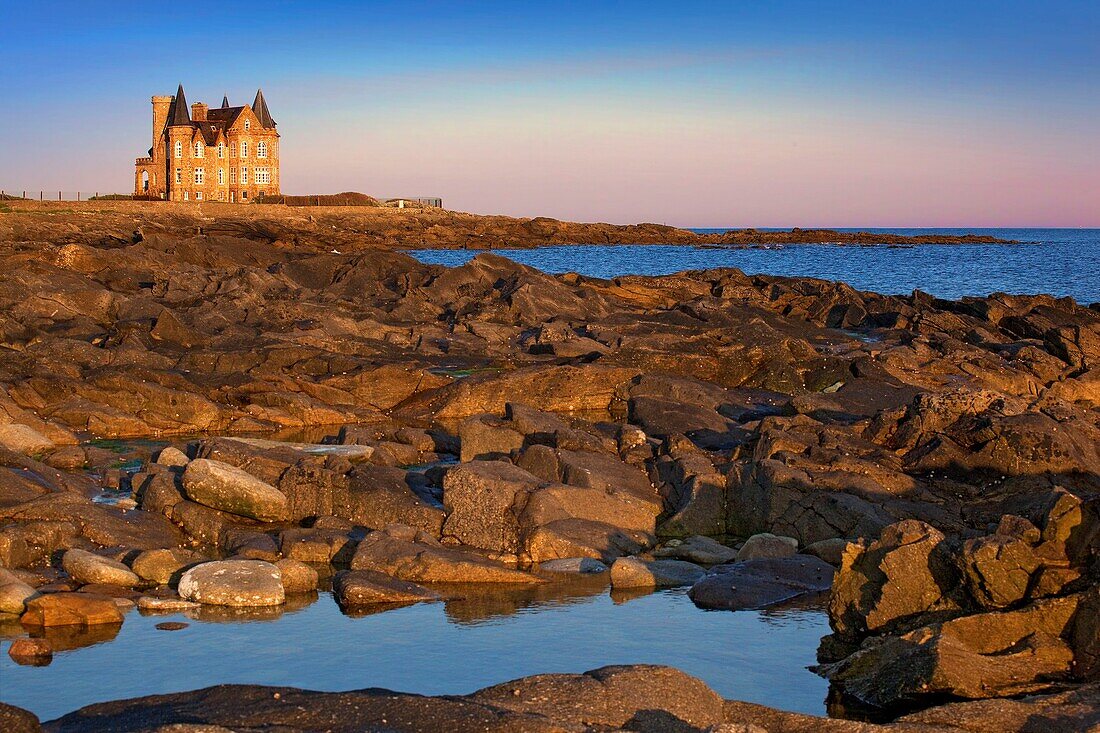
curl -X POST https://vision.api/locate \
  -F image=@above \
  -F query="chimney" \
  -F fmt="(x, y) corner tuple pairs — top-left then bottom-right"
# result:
(191, 102), (208, 121)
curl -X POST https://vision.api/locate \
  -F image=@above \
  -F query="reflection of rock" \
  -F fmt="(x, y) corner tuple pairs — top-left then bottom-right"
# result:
(689, 556), (835, 611)
(31, 620), (122, 651)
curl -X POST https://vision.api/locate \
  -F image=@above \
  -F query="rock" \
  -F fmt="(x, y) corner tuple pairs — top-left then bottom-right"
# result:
(7, 637), (52, 665)
(129, 548), (204, 585)
(350, 524), (542, 584)
(441, 461), (541, 554)
(0, 424), (54, 456)
(20, 592), (124, 627)
(137, 596), (201, 611)
(0, 569), (38, 613)
(181, 458), (288, 522)
(177, 560), (285, 607)
(156, 621), (189, 631)
(820, 595), (1081, 709)
(332, 569), (440, 607)
(959, 532), (1040, 609)
(62, 549), (141, 587)
(829, 520), (963, 640)
(689, 555), (835, 610)
(156, 447), (190, 467)
(609, 557), (706, 588)
(804, 537), (851, 566)
(274, 558), (318, 594)
(458, 414), (524, 461)
(537, 557), (609, 574)
(653, 535), (738, 565)
(736, 532), (799, 561)
(0, 701), (41, 733)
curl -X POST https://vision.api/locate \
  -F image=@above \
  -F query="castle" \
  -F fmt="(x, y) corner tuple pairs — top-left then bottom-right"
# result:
(134, 84), (280, 202)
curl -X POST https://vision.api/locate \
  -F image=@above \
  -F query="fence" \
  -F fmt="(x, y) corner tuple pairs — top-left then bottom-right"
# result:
(0, 190), (132, 201)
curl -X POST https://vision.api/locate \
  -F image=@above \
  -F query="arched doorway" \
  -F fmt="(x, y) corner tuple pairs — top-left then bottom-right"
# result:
(141, 170), (149, 192)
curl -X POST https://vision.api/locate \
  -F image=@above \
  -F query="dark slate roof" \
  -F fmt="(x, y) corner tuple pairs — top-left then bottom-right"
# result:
(252, 89), (276, 129)
(221, 94), (230, 108)
(194, 121), (225, 145)
(167, 84), (191, 126)
(207, 106), (245, 125)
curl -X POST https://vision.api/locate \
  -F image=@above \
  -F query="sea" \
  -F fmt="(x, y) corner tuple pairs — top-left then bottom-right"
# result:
(409, 228), (1099, 304)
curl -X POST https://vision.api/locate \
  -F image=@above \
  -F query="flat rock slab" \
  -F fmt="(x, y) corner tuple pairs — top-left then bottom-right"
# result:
(654, 535), (738, 565)
(62, 549), (141, 587)
(689, 555), (835, 611)
(610, 557), (706, 588)
(0, 424), (54, 455)
(333, 570), (441, 607)
(20, 592), (124, 627)
(182, 458), (288, 522)
(350, 525), (544, 585)
(225, 437), (374, 458)
(178, 560), (285, 607)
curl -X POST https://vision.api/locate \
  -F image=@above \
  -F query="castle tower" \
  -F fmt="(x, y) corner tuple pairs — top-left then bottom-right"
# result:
(151, 96), (173, 150)
(165, 84), (193, 202)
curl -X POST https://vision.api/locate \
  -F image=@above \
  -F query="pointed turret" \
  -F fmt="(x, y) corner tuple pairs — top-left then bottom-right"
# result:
(167, 83), (191, 126)
(221, 94), (230, 108)
(252, 88), (276, 129)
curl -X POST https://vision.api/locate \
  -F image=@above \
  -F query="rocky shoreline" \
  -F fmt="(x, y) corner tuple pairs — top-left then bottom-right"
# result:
(0, 206), (1095, 730)
(0, 200), (1014, 251)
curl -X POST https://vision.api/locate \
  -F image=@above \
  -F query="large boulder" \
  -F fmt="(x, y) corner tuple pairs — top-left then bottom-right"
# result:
(333, 569), (440, 607)
(181, 458), (289, 522)
(820, 595), (1082, 709)
(736, 532), (799, 561)
(0, 568), (38, 614)
(609, 557), (705, 588)
(177, 560), (285, 607)
(829, 520), (964, 640)
(0, 424), (54, 456)
(61, 549), (141, 587)
(129, 548), (204, 585)
(20, 592), (124, 627)
(350, 524), (543, 584)
(441, 461), (541, 554)
(689, 555), (835, 610)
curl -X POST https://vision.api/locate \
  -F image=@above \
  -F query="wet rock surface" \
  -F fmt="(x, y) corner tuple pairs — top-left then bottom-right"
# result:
(0, 205), (1096, 728)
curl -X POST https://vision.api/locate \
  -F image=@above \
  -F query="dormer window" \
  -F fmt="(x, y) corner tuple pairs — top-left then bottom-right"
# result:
(194, 141), (204, 158)
(257, 141), (267, 158)
(174, 140), (182, 158)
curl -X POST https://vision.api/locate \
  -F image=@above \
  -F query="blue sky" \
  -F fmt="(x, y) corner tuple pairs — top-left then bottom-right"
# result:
(1, 1), (1097, 225)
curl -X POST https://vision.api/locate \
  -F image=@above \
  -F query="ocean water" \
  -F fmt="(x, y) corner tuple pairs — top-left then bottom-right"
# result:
(0, 586), (829, 721)
(408, 228), (1099, 304)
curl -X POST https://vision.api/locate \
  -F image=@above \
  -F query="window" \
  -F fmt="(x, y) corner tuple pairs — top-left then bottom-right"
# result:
(195, 192), (203, 200)
(230, 168), (237, 184)
(242, 191), (248, 200)
(218, 168), (225, 185)
(257, 141), (267, 158)
(174, 140), (182, 158)
(183, 191), (189, 201)
(194, 141), (204, 158)
(245, 120), (250, 131)
(193, 168), (204, 184)
(240, 166), (248, 184)
(175, 168), (182, 184)
(230, 143), (236, 158)
(240, 141), (248, 157)
(255, 167), (270, 185)
(218, 191), (225, 201)
(217, 143), (224, 159)
(230, 192), (235, 203)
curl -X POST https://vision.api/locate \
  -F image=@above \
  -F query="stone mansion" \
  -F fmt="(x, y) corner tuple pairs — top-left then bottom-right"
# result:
(134, 84), (279, 202)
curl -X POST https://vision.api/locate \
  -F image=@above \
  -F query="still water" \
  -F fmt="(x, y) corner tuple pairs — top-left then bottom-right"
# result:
(409, 228), (1099, 304)
(0, 585), (829, 721)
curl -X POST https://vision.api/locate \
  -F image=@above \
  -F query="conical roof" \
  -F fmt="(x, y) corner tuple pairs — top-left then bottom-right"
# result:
(167, 84), (191, 126)
(221, 94), (230, 108)
(252, 88), (276, 129)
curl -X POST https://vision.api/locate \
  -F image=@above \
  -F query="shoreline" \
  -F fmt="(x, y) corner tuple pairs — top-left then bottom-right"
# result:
(0, 200), (1015, 249)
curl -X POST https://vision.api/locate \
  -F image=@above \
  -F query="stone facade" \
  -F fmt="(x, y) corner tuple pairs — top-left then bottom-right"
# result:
(135, 84), (280, 202)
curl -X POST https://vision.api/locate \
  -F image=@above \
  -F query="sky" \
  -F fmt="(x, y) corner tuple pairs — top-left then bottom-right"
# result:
(1, 1), (1098, 227)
